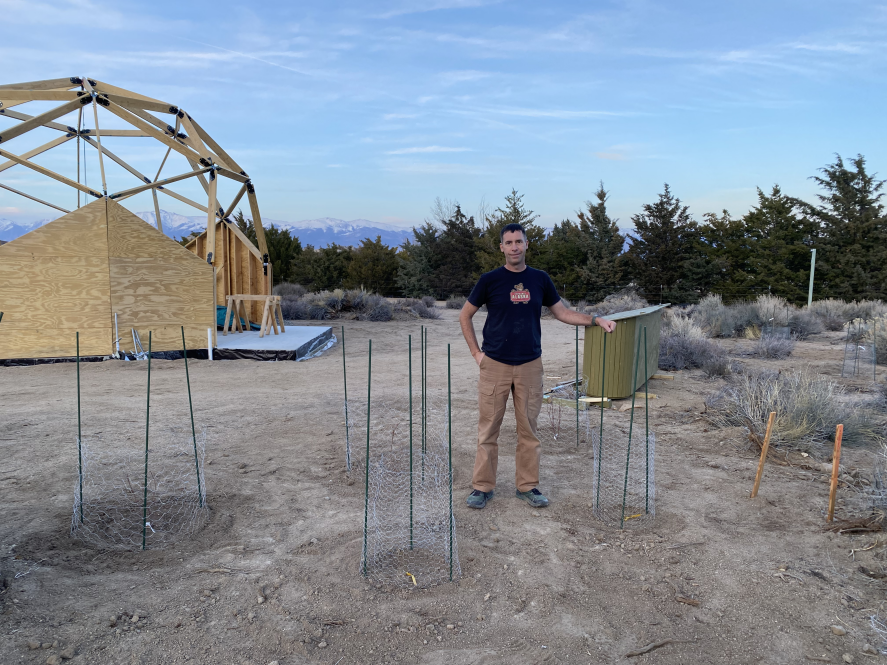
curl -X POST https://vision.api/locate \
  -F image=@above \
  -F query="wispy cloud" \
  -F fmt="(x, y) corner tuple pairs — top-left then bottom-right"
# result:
(595, 152), (627, 161)
(438, 70), (493, 85)
(374, 0), (503, 19)
(386, 146), (471, 154)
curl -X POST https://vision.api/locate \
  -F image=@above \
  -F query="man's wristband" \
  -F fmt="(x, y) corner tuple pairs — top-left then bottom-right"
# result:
(591, 315), (598, 327)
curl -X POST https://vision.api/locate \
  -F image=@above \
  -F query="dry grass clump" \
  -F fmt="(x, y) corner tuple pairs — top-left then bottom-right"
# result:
(275, 288), (440, 322)
(705, 367), (882, 452)
(754, 334), (796, 359)
(659, 313), (729, 377)
(808, 298), (852, 331)
(446, 295), (467, 310)
(398, 299), (441, 320)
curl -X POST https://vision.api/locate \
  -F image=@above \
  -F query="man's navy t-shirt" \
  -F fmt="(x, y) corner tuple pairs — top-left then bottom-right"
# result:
(467, 266), (561, 365)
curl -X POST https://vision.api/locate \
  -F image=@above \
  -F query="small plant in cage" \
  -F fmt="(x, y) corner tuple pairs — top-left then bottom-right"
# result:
(70, 329), (208, 551)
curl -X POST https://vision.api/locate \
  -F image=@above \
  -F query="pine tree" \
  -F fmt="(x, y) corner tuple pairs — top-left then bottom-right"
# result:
(476, 189), (546, 274)
(434, 205), (480, 298)
(802, 154), (887, 300)
(575, 183), (627, 302)
(396, 223), (437, 298)
(626, 184), (704, 303)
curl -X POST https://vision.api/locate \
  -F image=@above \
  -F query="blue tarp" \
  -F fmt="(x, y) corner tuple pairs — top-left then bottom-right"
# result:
(216, 305), (261, 331)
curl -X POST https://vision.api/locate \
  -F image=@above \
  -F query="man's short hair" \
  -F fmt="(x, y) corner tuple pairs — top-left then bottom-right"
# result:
(500, 223), (527, 242)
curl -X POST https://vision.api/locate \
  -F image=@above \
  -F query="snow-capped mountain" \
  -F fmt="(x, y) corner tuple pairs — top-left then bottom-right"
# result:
(135, 211), (414, 247)
(0, 217), (59, 241)
(1, 210), (415, 247)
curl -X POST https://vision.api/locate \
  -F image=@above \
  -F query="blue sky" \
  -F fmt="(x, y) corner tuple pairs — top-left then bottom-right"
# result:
(1, 0), (885, 231)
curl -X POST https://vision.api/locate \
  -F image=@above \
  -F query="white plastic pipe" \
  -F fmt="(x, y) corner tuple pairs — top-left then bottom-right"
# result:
(207, 328), (213, 361)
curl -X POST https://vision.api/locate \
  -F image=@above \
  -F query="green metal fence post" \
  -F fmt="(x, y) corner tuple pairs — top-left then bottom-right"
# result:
(409, 334), (413, 550)
(142, 332), (152, 550)
(362, 339), (372, 576)
(595, 332), (607, 509)
(575, 326), (579, 447)
(448, 343), (453, 581)
(643, 327), (650, 514)
(76, 332), (83, 524)
(342, 326), (350, 472)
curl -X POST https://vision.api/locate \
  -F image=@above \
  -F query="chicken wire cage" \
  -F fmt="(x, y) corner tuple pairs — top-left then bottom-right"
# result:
(346, 334), (460, 588)
(842, 318), (878, 380)
(71, 427), (208, 550)
(539, 381), (596, 446)
(589, 326), (656, 529)
(70, 329), (208, 551)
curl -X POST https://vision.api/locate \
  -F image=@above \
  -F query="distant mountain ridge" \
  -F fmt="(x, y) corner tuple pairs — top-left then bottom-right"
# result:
(0, 211), (415, 247)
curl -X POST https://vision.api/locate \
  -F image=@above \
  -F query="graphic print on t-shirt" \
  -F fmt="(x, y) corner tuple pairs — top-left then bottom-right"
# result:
(510, 282), (531, 304)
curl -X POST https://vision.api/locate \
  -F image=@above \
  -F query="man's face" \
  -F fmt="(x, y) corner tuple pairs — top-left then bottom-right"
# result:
(500, 230), (528, 267)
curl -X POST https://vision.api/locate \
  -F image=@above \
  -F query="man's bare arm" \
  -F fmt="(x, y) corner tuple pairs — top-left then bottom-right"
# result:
(549, 300), (616, 332)
(459, 301), (486, 366)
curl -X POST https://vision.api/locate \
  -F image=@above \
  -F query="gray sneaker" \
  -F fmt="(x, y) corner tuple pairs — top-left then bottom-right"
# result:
(515, 488), (549, 507)
(466, 489), (494, 509)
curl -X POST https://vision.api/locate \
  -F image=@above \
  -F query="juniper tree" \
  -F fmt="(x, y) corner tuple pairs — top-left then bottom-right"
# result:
(575, 183), (627, 302)
(801, 154), (887, 300)
(476, 189), (546, 274)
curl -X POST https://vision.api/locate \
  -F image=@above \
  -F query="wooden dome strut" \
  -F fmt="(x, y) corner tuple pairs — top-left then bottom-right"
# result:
(0, 76), (269, 264)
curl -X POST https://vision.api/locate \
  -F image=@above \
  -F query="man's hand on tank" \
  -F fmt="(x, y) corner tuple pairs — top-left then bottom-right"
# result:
(596, 317), (616, 333)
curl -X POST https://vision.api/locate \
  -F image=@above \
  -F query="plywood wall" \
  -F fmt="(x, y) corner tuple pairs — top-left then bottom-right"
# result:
(0, 199), (215, 359)
(0, 199), (112, 358)
(185, 222), (270, 323)
(107, 199), (214, 353)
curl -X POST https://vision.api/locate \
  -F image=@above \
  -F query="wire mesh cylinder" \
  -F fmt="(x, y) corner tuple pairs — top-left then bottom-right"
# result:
(71, 427), (208, 550)
(591, 425), (656, 529)
(362, 449), (459, 588)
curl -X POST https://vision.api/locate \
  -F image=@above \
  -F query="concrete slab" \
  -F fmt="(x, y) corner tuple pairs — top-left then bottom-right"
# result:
(215, 326), (333, 361)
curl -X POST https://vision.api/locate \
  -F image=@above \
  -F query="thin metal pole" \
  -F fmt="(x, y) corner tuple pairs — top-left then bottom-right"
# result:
(181, 327), (202, 507)
(409, 334), (413, 550)
(76, 332), (83, 523)
(362, 339), (371, 576)
(643, 327), (650, 514)
(575, 326), (579, 447)
(142, 331), (152, 551)
(448, 343), (453, 581)
(873, 318), (878, 383)
(342, 326), (350, 472)
(621, 331), (642, 528)
(595, 332), (607, 509)
(807, 248), (816, 307)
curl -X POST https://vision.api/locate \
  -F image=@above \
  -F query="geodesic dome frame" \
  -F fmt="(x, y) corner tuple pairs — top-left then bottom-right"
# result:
(0, 76), (269, 262)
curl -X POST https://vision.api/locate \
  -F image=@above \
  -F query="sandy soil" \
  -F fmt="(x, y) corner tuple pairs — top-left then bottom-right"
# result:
(2, 310), (886, 665)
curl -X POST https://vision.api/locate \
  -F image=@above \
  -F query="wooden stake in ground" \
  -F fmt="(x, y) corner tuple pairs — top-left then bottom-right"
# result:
(750, 411), (776, 498)
(827, 424), (844, 522)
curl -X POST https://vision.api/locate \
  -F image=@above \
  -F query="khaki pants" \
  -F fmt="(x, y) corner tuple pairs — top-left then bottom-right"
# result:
(471, 356), (544, 493)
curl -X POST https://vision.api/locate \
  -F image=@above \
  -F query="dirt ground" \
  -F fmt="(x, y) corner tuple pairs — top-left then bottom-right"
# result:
(2, 309), (887, 665)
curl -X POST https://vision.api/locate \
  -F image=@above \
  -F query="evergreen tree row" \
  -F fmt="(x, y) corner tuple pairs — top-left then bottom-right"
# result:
(226, 153), (887, 304)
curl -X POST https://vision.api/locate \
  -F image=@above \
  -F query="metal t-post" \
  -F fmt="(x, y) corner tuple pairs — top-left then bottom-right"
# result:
(362, 340), (372, 576)
(181, 327), (202, 507)
(76, 332), (83, 524)
(142, 332), (152, 551)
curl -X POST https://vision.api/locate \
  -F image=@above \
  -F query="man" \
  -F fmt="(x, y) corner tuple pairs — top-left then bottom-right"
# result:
(459, 222), (617, 509)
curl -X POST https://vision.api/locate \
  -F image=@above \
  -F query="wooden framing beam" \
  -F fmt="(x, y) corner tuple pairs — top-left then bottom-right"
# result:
(82, 136), (150, 184)
(158, 187), (208, 213)
(223, 183), (248, 219)
(0, 97), (88, 145)
(0, 78), (77, 91)
(91, 79), (169, 106)
(89, 98), (108, 195)
(246, 184), (269, 256)
(0, 90), (87, 102)
(187, 158), (224, 216)
(81, 129), (151, 137)
(179, 113), (214, 163)
(108, 165), (213, 200)
(206, 170), (219, 264)
(103, 100), (203, 166)
(0, 134), (74, 174)
(0, 146), (101, 197)
(0, 181), (70, 214)
(0, 108), (74, 133)
(103, 93), (178, 116)
(187, 114), (245, 175)
(218, 167), (249, 184)
(152, 189), (164, 234)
